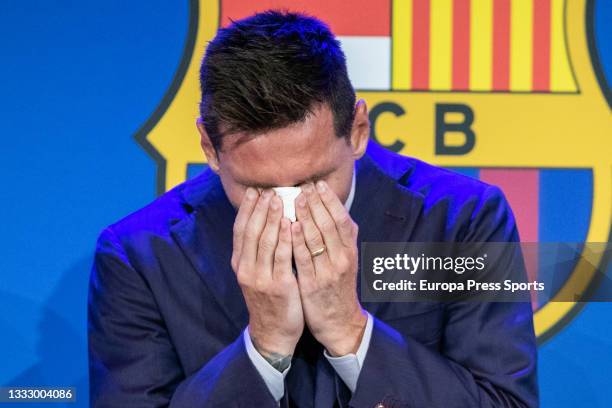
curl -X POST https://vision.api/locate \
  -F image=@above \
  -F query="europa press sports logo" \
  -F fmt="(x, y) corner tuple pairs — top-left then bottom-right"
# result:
(135, 0), (611, 342)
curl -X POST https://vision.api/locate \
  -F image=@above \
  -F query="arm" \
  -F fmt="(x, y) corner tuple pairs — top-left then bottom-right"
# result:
(88, 227), (277, 407)
(349, 186), (539, 407)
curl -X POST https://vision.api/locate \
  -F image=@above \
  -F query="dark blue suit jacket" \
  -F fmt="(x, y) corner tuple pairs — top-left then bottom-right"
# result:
(88, 141), (538, 407)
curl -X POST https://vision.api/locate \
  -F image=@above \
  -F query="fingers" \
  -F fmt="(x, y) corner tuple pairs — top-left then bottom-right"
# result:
(315, 180), (356, 246)
(291, 221), (316, 282)
(272, 218), (293, 280)
(257, 195), (283, 272)
(295, 191), (329, 265)
(234, 180), (355, 286)
(232, 187), (259, 271)
(299, 183), (342, 255)
(239, 189), (274, 271)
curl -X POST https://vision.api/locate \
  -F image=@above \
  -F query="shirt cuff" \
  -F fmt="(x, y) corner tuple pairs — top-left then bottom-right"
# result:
(323, 311), (374, 392)
(243, 326), (290, 402)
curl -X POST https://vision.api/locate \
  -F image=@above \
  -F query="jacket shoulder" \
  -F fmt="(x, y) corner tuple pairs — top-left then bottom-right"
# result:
(367, 142), (498, 199)
(97, 174), (204, 245)
(368, 144), (515, 240)
(405, 157), (494, 198)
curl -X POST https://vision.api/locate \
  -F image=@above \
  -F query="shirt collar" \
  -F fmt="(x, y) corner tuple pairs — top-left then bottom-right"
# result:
(344, 163), (356, 211)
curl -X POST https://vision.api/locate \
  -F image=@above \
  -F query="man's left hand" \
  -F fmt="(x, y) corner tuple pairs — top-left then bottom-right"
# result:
(291, 181), (367, 356)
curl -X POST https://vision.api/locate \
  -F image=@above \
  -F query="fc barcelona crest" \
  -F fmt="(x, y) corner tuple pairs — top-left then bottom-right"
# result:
(135, 0), (612, 342)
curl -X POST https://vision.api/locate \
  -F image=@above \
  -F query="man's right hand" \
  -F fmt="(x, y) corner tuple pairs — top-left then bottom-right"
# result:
(232, 187), (304, 365)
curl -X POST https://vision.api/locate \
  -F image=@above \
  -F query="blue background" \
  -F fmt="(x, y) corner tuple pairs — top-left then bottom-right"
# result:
(0, 1), (610, 406)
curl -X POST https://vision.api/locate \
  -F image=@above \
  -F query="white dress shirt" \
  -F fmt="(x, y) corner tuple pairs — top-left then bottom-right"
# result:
(243, 166), (374, 401)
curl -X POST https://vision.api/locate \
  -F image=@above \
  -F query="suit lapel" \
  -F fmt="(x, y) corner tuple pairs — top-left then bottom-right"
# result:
(350, 143), (425, 316)
(170, 170), (248, 332)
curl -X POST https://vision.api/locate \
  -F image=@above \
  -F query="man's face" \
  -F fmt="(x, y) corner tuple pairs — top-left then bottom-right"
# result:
(199, 102), (369, 209)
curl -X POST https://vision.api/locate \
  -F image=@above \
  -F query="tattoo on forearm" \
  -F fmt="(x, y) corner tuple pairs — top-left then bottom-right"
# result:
(251, 337), (292, 372)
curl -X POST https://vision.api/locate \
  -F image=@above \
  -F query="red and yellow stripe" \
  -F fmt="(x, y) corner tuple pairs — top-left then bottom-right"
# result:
(392, 0), (577, 92)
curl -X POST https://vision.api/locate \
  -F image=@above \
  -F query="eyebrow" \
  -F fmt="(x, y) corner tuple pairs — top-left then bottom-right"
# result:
(238, 168), (335, 188)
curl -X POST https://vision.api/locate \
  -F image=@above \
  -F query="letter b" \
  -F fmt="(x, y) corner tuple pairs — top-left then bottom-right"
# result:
(435, 103), (475, 155)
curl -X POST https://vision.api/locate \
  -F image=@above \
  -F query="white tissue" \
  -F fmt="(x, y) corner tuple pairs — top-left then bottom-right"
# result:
(272, 187), (302, 222)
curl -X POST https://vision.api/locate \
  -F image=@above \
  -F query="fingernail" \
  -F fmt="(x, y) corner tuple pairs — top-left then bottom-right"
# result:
(262, 189), (273, 198)
(270, 197), (280, 210)
(246, 187), (257, 200)
(316, 180), (326, 193)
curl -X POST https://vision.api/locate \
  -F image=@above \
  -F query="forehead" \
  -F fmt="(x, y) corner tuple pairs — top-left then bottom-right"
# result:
(219, 105), (345, 187)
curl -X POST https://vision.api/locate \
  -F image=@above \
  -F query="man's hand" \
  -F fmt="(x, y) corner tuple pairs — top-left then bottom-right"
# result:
(232, 188), (304, 366)
(291, 181), (367, 356)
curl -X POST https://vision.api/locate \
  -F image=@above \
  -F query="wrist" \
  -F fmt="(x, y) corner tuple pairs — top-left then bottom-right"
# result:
(321, 309), (368, 357)
(248, 326), (298, 360)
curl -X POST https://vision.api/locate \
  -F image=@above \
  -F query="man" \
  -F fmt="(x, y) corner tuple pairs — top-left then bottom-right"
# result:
(88, 10), (538, 407)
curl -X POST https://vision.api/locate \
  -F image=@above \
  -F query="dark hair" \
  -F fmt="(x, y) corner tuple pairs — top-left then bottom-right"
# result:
(199, 9), (356, 150)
